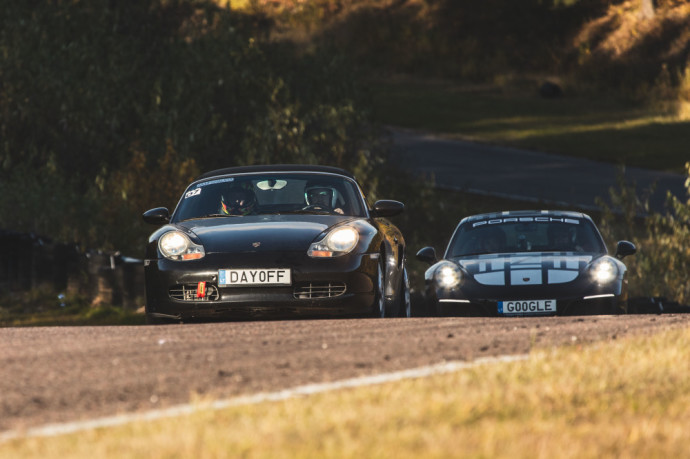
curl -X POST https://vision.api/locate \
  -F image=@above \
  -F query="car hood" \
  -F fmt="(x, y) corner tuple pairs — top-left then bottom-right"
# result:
(178, 214), (356, 253)
(454, 252), (596, 286)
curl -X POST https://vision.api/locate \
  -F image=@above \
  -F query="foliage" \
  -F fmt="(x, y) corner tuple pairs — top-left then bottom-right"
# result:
(100, 142), (201, 250)
(248, 1), (690, 107)
(570, 1), (690, 108)
(643, 162), (690, 304)
(0, 288), (144, 326)
(597, 163), (690, 304)
(258, 0), (602, 80)
(0, 0), (383, 255)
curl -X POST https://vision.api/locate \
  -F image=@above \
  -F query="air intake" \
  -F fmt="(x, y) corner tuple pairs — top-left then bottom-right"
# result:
(293, 282), (346, 299)
(169, 284), (220, 301)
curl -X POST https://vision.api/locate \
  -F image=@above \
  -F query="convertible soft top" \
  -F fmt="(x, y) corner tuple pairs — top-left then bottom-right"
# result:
(196, 164), (356, 181)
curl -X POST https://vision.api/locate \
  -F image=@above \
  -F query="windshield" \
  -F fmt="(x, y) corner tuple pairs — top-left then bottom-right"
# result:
(447, 217), (607, 257)
(172, 172), (366, 221)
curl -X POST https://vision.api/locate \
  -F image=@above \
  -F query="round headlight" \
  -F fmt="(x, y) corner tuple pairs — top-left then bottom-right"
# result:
(160, 232), (188, 257)
(326, 227), (358, 252)
(159, 231), (205, 261)
(435, 262), (462, 288)
(590, 257), (618, 284)
(308, 226), (359, 258)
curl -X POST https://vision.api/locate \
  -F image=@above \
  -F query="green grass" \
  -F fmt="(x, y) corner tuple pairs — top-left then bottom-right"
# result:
(0, 306), (145, 327)
(0, 291), (144, 327)
(3, 326), (690, 458)
(367, 78), (690, 173)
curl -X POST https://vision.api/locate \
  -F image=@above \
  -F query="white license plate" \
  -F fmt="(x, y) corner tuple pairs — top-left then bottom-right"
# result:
(218, 269), (291, 287)
(498, 299), (557, 315)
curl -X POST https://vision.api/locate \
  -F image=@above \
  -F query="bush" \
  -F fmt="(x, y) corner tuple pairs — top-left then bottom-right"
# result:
(252, 1), (690, 105)
(0, 1), (384, 256)
(597, 163), (690, 304)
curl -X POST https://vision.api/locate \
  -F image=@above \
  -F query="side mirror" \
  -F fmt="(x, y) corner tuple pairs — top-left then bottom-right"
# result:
(371, 200), (405, 218)
(143, 207), (170, 225)
(615, 240), (636, 259)
(416, 246), (437, 265)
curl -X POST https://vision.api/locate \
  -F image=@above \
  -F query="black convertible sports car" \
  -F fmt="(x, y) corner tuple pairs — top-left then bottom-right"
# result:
(142, 165), (409, 323)
(416, 210), (636, 316)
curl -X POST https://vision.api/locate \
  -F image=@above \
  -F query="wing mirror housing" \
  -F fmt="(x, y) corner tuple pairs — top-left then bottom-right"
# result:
(416, 246), (437, 265)
(143, 207), (170, 225)
(371, 200), (405, 218)
(615, 240), (636, 260)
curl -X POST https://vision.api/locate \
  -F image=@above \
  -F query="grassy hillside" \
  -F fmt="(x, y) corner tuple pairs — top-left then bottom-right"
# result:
(241, 0), (690, 107)
(367, 77), (689, 172)
(234, 1), (690, 173)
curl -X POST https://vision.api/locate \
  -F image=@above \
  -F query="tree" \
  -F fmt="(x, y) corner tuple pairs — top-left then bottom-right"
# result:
(640, 0), (656, 19)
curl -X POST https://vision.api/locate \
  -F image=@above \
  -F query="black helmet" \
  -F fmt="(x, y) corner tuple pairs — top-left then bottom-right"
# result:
(221, 186), (257, 216)
(547, 224), (575, 249)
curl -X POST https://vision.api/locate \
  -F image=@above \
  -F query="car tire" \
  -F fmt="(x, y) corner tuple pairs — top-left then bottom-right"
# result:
(371, 255), (386, 318)
(397, 267), (411, 318)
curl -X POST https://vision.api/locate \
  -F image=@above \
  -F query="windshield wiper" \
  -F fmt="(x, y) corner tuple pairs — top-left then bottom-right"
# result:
(455, 251), (510, 257)
(180, 214), (241, 221)
(274, 209), (332, 215)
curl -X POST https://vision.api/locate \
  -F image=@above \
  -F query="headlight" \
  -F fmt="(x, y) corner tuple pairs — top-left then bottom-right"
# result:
(308, 227), (359, 258)
(434, 262), (462, 288)
(159, 231), (205, 261)
(589, 257), (618, 284)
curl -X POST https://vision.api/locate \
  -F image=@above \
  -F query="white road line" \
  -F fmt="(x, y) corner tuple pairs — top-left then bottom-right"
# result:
(0, 354), (529, 443)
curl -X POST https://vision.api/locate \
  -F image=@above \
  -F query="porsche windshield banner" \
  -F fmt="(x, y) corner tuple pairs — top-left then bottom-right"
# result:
(472, 216), (580, 228)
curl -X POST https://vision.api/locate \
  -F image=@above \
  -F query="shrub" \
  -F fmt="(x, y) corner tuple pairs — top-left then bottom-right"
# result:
(597, 163), (690, 304)
(0, 1), (383, 256)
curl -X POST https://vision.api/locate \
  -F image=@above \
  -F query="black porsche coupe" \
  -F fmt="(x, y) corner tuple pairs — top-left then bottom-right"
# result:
(142, 165), (409, 323)
(416, 210), (636, 316)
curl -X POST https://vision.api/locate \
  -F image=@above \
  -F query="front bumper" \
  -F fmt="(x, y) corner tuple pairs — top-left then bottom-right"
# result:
(145, 251), (378, 319)
(426, 276), (627, 317)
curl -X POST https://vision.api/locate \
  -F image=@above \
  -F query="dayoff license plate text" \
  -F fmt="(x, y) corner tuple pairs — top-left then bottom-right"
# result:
(218, 269), (291, 287)
(498, 299), (556, 315)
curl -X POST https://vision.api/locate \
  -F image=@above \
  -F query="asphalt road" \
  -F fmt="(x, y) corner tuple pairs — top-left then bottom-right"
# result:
(3, 314), (690, 435)
(388, 127), (687, 213)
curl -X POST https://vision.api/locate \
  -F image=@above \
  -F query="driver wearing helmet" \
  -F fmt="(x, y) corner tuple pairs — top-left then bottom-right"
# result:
(304, 183), (344, 214)
(480, 227), (506, 253)
(547, 224), (583, 252)
(220, 186), (257, 216)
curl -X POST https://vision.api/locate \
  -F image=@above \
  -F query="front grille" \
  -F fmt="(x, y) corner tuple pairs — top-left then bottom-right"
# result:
(169, 284), (220, 301)
(293, 282), (346, 299)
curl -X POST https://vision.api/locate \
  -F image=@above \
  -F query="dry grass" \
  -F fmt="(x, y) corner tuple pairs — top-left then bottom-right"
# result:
(3, 326), (690, 458)
(576, 1), (690, 60)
